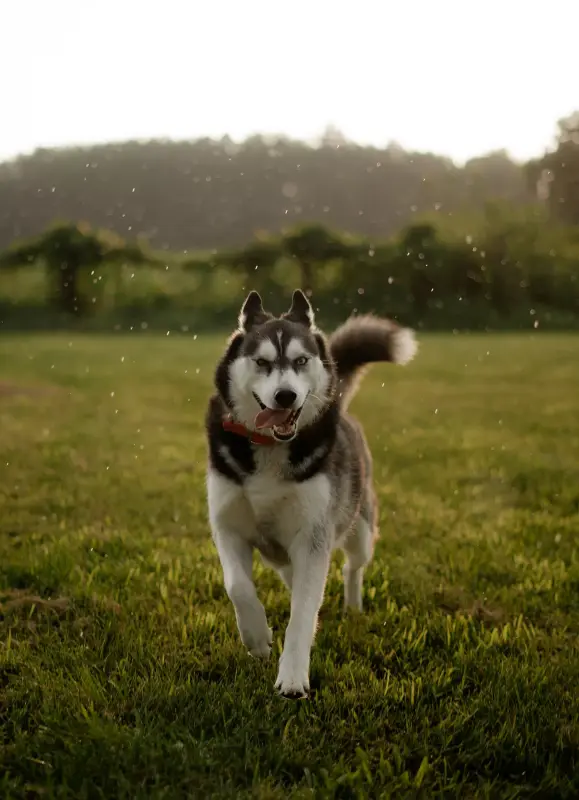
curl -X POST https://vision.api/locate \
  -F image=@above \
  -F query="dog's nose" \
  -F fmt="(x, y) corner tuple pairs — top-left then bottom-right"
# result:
(274, 389), (297, 409)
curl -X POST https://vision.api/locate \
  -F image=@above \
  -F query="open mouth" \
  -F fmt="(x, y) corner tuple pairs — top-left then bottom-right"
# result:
(252, 393), (303, 442)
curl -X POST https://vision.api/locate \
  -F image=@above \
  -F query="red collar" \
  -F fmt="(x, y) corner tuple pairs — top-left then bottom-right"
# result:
(222, 417), (278, 446)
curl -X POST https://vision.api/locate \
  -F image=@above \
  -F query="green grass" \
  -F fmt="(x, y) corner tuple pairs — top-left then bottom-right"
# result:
(1, 332), (578, 799)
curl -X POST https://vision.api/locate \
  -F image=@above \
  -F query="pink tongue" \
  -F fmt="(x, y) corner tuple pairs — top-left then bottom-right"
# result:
(254, 407), (292, 429)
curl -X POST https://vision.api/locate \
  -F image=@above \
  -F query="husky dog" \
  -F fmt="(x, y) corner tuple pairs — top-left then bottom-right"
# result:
(205, 290), (417, 698)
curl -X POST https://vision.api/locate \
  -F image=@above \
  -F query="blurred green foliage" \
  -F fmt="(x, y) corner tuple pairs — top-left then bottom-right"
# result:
(1, 204), (578, 331)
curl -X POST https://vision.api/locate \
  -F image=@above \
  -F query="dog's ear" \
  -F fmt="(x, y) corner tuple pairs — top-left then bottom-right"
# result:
(238, 291), (268, 331)
(284, 289), (315, 328)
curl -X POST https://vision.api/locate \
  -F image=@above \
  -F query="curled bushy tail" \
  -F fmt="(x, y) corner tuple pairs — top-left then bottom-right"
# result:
(328, 314), (417, 409)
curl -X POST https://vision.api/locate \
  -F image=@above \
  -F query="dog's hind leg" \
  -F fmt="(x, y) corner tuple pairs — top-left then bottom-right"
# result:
(277, 565), (293, 590)
(259, 556), (293, 591)
(342, 504), (377, 612)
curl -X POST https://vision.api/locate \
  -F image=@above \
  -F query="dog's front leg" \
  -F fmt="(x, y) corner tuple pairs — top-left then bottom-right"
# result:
(208, 471), (272, 658)
(213, 528), (272, 658)
(275, 525), (331, 699)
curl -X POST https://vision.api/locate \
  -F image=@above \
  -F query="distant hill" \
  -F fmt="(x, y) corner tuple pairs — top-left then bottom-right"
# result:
(0, 135), (532, 251)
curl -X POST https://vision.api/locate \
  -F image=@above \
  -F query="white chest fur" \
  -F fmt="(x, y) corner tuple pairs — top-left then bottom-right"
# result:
(244, 447), (293, 517)
(207, 449), (332, 565)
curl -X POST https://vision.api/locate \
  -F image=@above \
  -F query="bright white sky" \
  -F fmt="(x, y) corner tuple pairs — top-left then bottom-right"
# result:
(1, 0), (576, 164)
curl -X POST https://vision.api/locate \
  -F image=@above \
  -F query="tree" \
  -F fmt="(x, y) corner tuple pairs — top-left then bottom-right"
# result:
(0, 222), (153, 315)
(527, 112), (579, 225)
(398, 223), (440, 314)
(283, 223), (350, 294)
(224, 236), (282, 275)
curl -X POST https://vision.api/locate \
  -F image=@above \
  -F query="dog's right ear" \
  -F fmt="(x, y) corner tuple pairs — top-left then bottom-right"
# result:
(238, 291), (266, 332)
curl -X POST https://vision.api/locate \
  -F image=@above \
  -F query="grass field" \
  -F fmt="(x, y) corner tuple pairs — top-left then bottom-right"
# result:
(1, 331), (579, 798)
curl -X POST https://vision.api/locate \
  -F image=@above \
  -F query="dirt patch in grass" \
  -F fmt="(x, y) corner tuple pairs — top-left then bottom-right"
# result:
(434, 587), (506, 624)
(0, 589), (69, 615)
(0, 382), (59, 398)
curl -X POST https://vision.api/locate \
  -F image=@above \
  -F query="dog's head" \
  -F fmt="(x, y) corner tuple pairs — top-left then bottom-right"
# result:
(216, 290), (334, 441)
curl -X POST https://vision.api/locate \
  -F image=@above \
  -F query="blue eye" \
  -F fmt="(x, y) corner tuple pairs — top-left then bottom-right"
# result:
(294, 356), (308, 367)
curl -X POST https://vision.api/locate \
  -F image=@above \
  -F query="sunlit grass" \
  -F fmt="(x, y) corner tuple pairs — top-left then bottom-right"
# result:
(1, 332), (578, 798)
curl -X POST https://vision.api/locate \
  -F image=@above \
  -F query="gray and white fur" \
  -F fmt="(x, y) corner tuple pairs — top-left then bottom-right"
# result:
(205, 289), (417, 698)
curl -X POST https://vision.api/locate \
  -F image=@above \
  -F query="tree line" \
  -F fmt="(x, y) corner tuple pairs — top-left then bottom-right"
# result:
(1, 115), (578, 330)
(1, 202), (578, 331)
(0, 131), (533, 253)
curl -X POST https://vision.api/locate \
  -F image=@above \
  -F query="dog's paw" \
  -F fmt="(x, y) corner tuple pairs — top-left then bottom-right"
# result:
(274, 654), (309, 699)
(237, 604), (272, 658)
(241, 623), (273, 659)
(247, 637), (272, 659)
(275, 674), (309, 699)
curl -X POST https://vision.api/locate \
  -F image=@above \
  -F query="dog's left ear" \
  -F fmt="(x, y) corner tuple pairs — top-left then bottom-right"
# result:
(284, 289), (315, 328)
